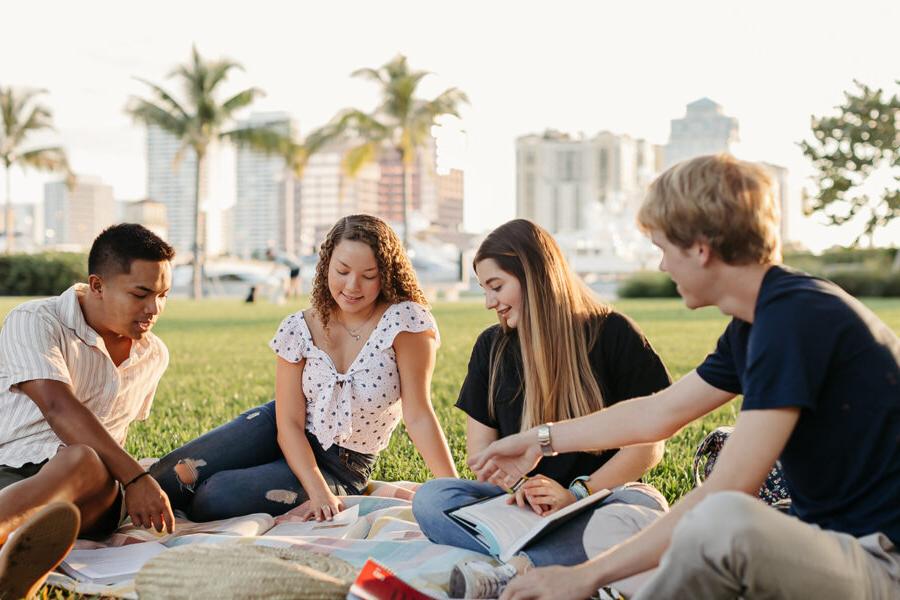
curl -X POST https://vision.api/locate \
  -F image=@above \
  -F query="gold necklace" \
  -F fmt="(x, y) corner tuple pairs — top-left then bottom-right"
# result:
(337, 305), (377, 341)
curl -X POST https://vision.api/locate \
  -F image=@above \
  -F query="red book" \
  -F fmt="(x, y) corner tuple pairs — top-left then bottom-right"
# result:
(348, 559), (438, 600)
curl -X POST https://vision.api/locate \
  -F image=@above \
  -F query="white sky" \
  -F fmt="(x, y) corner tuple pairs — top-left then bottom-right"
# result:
(1, 0), (898, 251)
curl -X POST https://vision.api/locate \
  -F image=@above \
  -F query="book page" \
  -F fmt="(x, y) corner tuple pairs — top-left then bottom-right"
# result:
(451, 495), (543, 554)
(59, 542), (167, 584)
(265, 503), (361, 539)
(449, 489), (612, 561)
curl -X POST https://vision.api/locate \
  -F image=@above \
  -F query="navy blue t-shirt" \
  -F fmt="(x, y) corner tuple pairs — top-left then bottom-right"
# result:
(697, 265), (900, 544)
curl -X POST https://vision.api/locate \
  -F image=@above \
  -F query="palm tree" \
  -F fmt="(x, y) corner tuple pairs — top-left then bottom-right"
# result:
(127, 46), (282, 299)
(0, 87), (71, 253)
(319, 55), (468, 248)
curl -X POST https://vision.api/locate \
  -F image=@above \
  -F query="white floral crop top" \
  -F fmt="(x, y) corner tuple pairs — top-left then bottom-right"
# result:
(269, 301), (439, 454)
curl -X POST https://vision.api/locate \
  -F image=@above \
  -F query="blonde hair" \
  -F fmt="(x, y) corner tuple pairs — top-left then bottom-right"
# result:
(311, 214), (428, 329)
(474, 219), (609, 431)
(638, 154), (781, 265)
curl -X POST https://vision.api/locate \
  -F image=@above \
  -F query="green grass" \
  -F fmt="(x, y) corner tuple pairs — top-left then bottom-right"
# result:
(2, 296), (899, 504)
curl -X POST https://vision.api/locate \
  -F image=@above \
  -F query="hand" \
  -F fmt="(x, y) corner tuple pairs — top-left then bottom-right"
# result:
(124, 474), (175, 533)
(274, 499), (313, 524)
(501, 564), (598, 600)
(506, 475), (575, 516)
(468, 430), (543, 488)
(299, 488), (345, 522)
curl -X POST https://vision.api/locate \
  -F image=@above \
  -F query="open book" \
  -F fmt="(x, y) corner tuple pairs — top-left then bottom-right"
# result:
(447, 488), (611, 562)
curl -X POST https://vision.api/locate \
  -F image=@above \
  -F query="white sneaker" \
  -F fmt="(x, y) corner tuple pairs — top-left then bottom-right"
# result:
(0, 502), (80, 600)
(449, 560), (517, 599)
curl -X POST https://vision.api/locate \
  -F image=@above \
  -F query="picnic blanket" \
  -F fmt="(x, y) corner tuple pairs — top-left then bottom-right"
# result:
(46, 482), (490, 599)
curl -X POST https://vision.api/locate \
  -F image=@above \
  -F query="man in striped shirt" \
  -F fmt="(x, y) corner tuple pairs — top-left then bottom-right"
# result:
(0, 224), (175, 599)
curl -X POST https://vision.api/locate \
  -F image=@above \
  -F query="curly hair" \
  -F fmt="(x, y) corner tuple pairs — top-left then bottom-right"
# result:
(311, 215), (428, 329)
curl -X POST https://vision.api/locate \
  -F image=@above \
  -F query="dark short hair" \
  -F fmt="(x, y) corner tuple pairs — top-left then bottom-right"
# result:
(88, 224), (175, 276)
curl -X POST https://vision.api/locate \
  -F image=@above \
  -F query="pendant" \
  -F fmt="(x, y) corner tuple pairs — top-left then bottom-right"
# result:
(353, 334), (361, 341)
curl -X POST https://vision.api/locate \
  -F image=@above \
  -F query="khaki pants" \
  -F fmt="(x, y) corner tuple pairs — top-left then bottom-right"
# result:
(631, 491), (900, 600)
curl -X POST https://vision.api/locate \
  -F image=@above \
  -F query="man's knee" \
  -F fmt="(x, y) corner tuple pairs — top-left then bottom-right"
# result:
(53, 445), (114, 497)
(672, 491), (769, 557)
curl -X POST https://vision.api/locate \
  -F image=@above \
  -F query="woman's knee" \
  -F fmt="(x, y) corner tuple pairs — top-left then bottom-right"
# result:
(413, 479), (461, 516)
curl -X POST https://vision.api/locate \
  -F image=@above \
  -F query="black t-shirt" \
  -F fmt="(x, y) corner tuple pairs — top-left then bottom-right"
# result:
(697, 265), (900, 544)
(457, 311), (671, 486)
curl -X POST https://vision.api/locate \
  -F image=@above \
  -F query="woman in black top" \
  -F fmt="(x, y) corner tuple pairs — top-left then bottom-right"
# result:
(412, 219), (671, 598)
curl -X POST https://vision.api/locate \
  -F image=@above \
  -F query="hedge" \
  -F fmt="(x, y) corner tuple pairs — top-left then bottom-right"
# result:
(618, 271), (678, 298)
(0, 252), (87, 296)
(618, 267), (900, 298)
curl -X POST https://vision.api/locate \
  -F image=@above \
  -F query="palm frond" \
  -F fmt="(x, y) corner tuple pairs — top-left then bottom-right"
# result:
(18, 146), (70, 174)
(421, 87), (469, 119)
(342, 141), (380, 176)
(126, 98), (188, 138)
(204, 58), (244, 95)
(133, 77), (189, 120)
(222, 123), (289, 155)
(220, 87), (264, 118)
(331, 109), (390, 141)
(350, 67), (386, 85)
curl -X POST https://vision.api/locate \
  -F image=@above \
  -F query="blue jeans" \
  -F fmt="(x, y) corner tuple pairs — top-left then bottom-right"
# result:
(412, 478), (666, 566)
(149, 401), (375, 521)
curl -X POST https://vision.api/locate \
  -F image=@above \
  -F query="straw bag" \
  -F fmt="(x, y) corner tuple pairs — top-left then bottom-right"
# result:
(135, 543), (357, 599)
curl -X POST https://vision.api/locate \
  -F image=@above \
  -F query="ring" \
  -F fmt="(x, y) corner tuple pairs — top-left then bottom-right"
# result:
(506, 476), (528, 495)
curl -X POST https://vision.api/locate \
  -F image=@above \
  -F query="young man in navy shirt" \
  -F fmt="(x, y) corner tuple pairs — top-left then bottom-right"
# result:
(469, 154), (900, 599)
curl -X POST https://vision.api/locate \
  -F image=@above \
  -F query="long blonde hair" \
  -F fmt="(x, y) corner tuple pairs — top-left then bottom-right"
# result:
(475, 219), (609, 430)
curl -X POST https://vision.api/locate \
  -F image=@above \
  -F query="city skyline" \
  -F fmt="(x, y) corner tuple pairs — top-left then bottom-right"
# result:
(1, 0), (898, 251)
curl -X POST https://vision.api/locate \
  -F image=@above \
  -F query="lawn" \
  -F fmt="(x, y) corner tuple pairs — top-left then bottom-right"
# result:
(3, 295), (898, 506)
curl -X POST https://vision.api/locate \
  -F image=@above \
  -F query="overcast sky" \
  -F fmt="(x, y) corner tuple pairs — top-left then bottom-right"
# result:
(2, 0), (898, 250)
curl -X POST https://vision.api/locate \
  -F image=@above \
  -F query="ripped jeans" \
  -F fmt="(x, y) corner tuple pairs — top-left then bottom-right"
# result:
(149, 401), (375, 521)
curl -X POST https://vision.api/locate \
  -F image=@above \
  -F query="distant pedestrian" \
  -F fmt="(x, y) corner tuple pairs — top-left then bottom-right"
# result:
(266, 248), (302, 299)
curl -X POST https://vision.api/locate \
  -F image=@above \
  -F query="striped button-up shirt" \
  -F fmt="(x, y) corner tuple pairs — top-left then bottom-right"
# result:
(0, 284), (168, 468)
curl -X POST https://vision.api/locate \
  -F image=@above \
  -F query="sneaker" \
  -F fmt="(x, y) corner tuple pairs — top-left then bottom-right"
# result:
(449, 560), (517, 599)
(0, 502), (80, 600)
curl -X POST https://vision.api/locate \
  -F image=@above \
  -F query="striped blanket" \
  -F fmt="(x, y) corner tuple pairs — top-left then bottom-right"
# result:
(46, 482), (488, 599)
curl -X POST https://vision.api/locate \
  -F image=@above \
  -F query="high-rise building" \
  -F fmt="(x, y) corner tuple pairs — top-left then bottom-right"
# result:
(296, 140), (380, 254)
(663, 98), (739, 168)
(761, 162), (791, 244)
(516, 130), (659, 234)
(120, 199), (168, 242)
(147, 124), (204, 256)
(435, 169), (464, 232)
(44, 176), (116, 248)
(377, 136), (439, 233)
(515, 130), (662, 273)
(232, 112), (295, 258)
(0, 203), (41, 251)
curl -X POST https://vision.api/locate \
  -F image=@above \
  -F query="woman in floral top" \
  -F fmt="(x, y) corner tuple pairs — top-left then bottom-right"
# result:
(151, 215), (457, 521)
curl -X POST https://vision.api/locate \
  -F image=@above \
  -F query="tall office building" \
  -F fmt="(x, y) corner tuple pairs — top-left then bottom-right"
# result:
(120, 198), (168, 242)
(232, 112), (296, 258)
(147, 124), (205, 256)
(516, 130), (662, 272)
(435, 168), (464, 232)
(516, 130), (659, 234)
(0, 203), (41, 251)
(663, 98), (739, 168)
(761, 162), (791, 244)
(377, 136), (439, 232)
(44, 176), (116, 248)
(296, 140), (380, 254)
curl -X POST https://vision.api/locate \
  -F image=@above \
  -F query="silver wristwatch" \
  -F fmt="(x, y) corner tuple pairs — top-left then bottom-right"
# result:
(537, 423), (558, 457)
